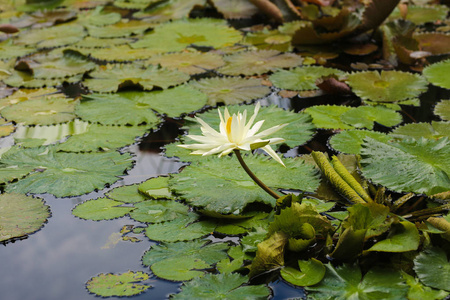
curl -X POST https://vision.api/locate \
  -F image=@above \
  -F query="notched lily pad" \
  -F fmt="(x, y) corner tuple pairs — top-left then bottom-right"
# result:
(434, 100), (450, 121)
(0, 40), (36, 60)
(423, 60), (450, 89)
(138, 176), (175, 199)
(305, 105), (353, 130)
(106, 184), (149, 204)
(0, 193), (50, 242)
(414, 247), (450, 291)
(86, 271), (151, 297)
(328, 130), (391, 154)
(391, 121), (450, 140)
(129, 200), (189, 223)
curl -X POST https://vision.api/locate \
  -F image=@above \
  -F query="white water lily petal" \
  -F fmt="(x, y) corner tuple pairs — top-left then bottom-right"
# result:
(262, 145), (285, 166)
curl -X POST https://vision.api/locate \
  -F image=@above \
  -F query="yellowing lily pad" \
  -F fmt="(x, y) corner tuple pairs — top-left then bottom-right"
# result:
(133, 0), (206, 22)
(3, 70), (83, 88)
(270, 66), (344, 91)
(0, 193), (50, 242)
(14, 23), (86, 48)
(86, 271), (151, 297)
(390, 5), (449, 25)
(0, 40), (36, 60)
(218, 50), (303, 76)
(189, 77), (270, 106)
(0, 118), (14, 137)
(86, 19), (152, 38)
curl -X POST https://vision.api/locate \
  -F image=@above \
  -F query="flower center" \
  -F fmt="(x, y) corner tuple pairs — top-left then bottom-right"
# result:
(226, 117), (232, 137)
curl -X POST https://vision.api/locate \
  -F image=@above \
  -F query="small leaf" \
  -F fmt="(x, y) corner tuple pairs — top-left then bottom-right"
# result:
(249, 232), (288, 278)
(270, 66), (344, 91)
(280, 258), (326, 286)
(367, 221), (420, 253)
(138, 176), (175, 199)
(424, 60), (450, 89)
(434, 100), (450, 121)
(72, 197), (133, 221)
(86, 271), (151, 297)
(106, 184), (149, 203)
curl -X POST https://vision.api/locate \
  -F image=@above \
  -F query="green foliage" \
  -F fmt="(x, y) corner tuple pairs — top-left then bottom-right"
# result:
(86, 271), (151, 297)
(305, 105), (353, 129)
(424, 60), (450, 89)
(270, 66), (344, 91)
(281, 258), (326, 287)
(366, 220), (420, 253)
(328, 129), (391, 155)
(391, 121), (450, 140)
(129, 200), (189, 223)
(414, 247), (450, 291)
(434, 100), (450, 121)
(72, 197), (133, 220)
(249, 232), (287, 278)
(138, 176), (175, 199)
(14, 23), (86, 48)
(146, 52), (225, 75)
(0, 193), (50, 242)
(106, 184), (149, 203)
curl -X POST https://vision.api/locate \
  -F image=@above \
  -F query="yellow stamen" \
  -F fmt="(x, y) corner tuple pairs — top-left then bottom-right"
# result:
(226, 117), (232, 135)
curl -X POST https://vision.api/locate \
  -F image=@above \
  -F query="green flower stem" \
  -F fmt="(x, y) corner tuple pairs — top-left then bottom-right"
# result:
(234, 149), (280, 199)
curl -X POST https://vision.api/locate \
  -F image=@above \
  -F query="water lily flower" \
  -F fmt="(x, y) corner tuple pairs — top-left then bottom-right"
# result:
(178, 102), (288, 166)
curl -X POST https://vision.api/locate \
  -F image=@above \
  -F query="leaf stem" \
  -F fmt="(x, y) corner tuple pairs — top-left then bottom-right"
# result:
(234, 149), (280, 199)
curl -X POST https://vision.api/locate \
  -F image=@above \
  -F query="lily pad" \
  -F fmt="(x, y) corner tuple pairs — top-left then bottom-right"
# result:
(86, 45), (161, 62)
(269, 66), (344, 91)
(0, 88), (61, 110)
(129, 200), (189, 223)
(360, 137), (450, 195)
(434, 100), (450, 121)
(14, 23), (86, 48)
(72, 197), (133, 221)
(86, 19), (152, 38)
(83, 64), (189, 93)
(0, 193), (50, 242)
(152, 257), (209, 281)
(189, 77), (270, 106)
(0, 40), (36, 60)
(328, 130), (391, 154)
(390, 5), (449, 25)
(171, 273), (271, 299)
(423, 60), (450, 89)
(86, 271), (151, 297)
(1, 95), (78, 125)
(280, 258), (326, 287)
(106, 184), (149, 204)
(131, 18), (242, 51)
(133, 0), (206, 22)
(218, 50), (303, 76)
(76, 92), (160, 126)
(305, 105), (353, 129)
(414, 247), (450, 291)
(169, 155), (320, 215)
(243, 28), (293, 52)
(4, 70), (83, 88)
(138, 176), (174, 199)
(340, 106), (402, 129)
(77, 6), (121, 27)
(210, 0), (259, 19)
(366, 221), (420, 253)
(75, 37), (132, 49)
(0, 117), (14, 137)
(146, 51), (225, 75)
(3, 147), (133, 197)
(347, 70), (428, 103)
(391, 121), (450, 140)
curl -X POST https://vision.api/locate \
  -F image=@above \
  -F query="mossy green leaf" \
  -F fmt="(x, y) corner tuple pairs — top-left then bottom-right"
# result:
(105, 183), (149, 204)
(305, 105), (353, 129)
(0, 193), (50, 242)
(269, 66), (344, 91)
(424, 60), (450, 89)
(75, 36), (132, 49)
(129, 200), (189, 223)
(434, 100), (450, 121)
(329, 129), (391, 154)
(361, 137), (450, 195)
(243, 28), (293, 52)
(340, 106), (402, 129)
(281, 258), (326, 287)
(215, 212), (271, 235)
(189, 77), (270, 106)
(86, 271), (151, 297)
(347, 70), (428, 103)
(85, 45), (160, 62)
(414, 247), (450, 291)
(77, 6), (121, 27)
(171, 273), (271, 300)
(72, 197), (133, 221)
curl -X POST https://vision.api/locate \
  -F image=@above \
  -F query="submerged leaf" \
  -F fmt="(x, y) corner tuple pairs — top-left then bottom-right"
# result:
(129, 200), (189, 223)
(0, 193), (50, 242)
(86, 271), (151, 297)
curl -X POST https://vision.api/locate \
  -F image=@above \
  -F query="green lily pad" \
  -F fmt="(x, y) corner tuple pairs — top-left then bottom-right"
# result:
(146, 51), (225, 75)
(2, 147), (133, 197)
(85, 45), (161, 62)
(243, 28), (293, 52)
(129, 200), (189, 223)
(402, 271), (449, 300)
(0, 193), (50, 242)
(169, 155), (320, 215)
(1, 95), (78, 125)
(83, 64), (189, 93)
(138, 176), (174, 199)
(328, 130), (391, 154)
(77, 6), (121, 27)
(361, 137), (450, 195)
(366, 220), (420, 252)
(423, 60), (450, 89)
(414, 247), (450, 291)
(189, 77), (270, 106)
(75, 37), (132, 48)
(152, 257), (209, 281)
(269, 66), (344, 91)
(340, 106), (402, 129)
(131, 18), (242, 51)
(0, 40), (36, 60)
(56, 124), (149, 152)
(145, 213), (216, 242)
(184, 104), (315, 149)
(171, 273), (271, 300)
(0, 88), (60, 111)
(434, 100), (450, 121)
(76, 92), (160, 126)
(86, 19), (152, 38)
(214, 212), (271, 234)
(280, 258), (326, 287)
(391, 121), (450, 140)
(72, 197), (133, 221)
(305, 105), (353, 129)
(3, 70), (83, 88)
(218, 50), (303, 76)
(347, 70), (428, 103)
(106, 184), (149, 204)
(86, 271), (151, 297)
(306, 264), (408, 300)
(14, 23), (86, 48)
(390, 5), (449, 24)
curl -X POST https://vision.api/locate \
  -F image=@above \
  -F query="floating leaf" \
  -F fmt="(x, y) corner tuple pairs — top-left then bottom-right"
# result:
(169, 155), (320, 215)
(305, 105), (353, 129)
(0, 193), (50, 242)
(423, 60), (450, 89)
(131, 18), (242, 51)
(0, 88), (60, 110)
(366, 220), (420, 252)
(306, 264), (408, 299)
(0, 117), (14, 137)
(72, 197), (133, 221)
(414, 247), (450, 291)
(56, 124), (148, 152)
(133, 0), (206, 22)
(3, 147), (133, 197)
(3, 70), (83, 88)
(129, 200), (189, 223)
(0, 40), (36, 60)
(77, 6), (121, 27)
(210, 0), (259, 19)
(86, 45), (160, 62)
(390, 5), (449, 25)
(146, 51), (225, 75)
(269, 66), (344, 91)
(1, 95), (78, 125)
(76, 92), (160, 126)
(138, 176), (174, 199)
(184, 104), (315, 149)
(106, 184), (149, 204)
(189, 77), (270, 106)
(86, 271), (151, 297)
(414, 32), (450, 56)
(83, 64), (189, 93)
(243, 28), (293, 52)
(75, 36), (132, 48)
(329, 130), (391, 154)
(347, 70), (428, 103)
(145, 214), (216, 242)
(86, 19), (152, 38)
(249, 232), (287, 278)
(218, 50), (303, 76)
(14, 23), (86, 48)
(152, 257), (209, 281)
(280, 258), (326, 287)
(171, 273), (271, 299)
(391, 121), (450, 140)
(434, 100), (450, 121)
(340, 106), (402, 129)
(402, 271), (449, 300)
(360, 137), (450, 195)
